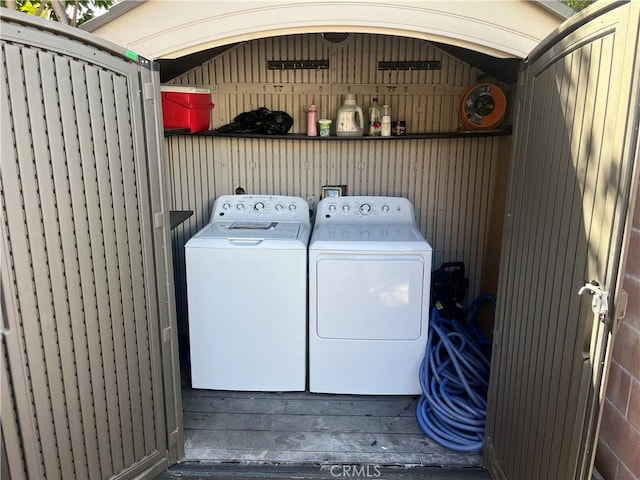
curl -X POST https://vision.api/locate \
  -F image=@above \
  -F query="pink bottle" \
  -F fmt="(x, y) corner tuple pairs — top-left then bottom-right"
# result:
(307, 100), (317, 136)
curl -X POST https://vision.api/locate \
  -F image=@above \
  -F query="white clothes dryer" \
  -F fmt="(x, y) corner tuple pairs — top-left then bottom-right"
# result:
(185, 194), (310, 391)
(309, 196), (432, 395)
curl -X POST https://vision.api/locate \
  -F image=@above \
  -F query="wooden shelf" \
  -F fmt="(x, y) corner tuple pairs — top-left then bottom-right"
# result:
(164, 126), (512, 139)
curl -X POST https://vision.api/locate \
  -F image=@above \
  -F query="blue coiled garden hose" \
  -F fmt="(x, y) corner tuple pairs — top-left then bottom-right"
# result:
(416, 294), (495, 452)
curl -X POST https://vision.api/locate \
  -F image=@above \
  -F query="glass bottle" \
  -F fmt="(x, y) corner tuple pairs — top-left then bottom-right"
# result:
(368, 98), (381, 136)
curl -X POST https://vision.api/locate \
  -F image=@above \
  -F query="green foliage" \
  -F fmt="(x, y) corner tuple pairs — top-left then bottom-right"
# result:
(1, 0), (115, 25)
(18, 0), (51, 17)
(562, 0), (597, 12)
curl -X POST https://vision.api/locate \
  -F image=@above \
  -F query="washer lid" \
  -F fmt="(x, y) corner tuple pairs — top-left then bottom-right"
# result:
(196, 221), (301, 240)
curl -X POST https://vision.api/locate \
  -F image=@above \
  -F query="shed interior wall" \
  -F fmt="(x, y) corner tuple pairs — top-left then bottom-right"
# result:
(164, 32), (510, 349)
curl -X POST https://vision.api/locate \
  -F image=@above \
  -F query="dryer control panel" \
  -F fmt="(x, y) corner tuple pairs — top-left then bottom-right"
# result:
(211, 194), (310, 224)
(315, 196), (417, 224)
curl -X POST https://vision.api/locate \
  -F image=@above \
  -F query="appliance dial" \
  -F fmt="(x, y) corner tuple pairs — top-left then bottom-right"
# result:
(359, 203), (371, 214)
(342, 204), (350, 212)
(381, 204), (390, 212)
(328, 204), (337, 212)
(289, 203), (297, 211)
(237, 203), (245, 210)
(254, 202), (265, 211)
(275, 203), (284, 211)
(222, 202), (231, 210)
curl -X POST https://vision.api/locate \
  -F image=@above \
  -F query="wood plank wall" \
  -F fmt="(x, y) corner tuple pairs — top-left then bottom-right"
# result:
(164, 33), (511, 334)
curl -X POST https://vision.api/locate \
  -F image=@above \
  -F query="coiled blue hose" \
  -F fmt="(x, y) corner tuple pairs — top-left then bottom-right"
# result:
(416, 294), (495, 452)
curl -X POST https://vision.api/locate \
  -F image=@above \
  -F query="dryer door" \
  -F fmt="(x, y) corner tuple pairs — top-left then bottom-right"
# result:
(316, 255), (427, 340)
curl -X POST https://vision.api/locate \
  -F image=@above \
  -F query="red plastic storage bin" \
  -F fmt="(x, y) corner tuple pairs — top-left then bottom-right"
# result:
(161, 86), (214, 133)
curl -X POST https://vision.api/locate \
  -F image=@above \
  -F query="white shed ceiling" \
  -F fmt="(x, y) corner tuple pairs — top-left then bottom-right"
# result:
(82, 0), (572, 60)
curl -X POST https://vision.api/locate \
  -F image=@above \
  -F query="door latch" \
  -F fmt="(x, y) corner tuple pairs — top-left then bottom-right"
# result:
(578, 282), (609, 318)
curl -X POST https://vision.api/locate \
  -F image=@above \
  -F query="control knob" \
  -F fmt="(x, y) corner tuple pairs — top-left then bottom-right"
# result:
(359, 203), (371, 214)
(381, 204), (390, 212)
(342, 204), (350, 212)
(222, 202), (231, 210)
(254, 202), (265, 211)
(237, 203), (245, 210)
(328, 204), (337, 212)
(275, 203), (284, 211)
(289, 203), (297, 211)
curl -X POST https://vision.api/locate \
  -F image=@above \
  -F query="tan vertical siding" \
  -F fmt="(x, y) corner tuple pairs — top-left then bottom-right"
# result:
(2, 14), (180, 480)
(166, 33), (507, 321)
(485, 3), (640, 478)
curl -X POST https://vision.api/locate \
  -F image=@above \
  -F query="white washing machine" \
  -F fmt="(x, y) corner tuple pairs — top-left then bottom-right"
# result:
(185, 194), (310, 391)
(309, 196), (432, 395)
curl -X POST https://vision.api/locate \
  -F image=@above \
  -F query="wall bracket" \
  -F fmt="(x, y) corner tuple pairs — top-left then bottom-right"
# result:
(378, 61), (441, 71)
(268, 60), (329, 70)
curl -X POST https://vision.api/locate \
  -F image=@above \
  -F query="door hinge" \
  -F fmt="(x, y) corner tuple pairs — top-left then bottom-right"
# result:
(168, 429), (179, 446)
(613, 289), (628, 334)
(143, 82), (155, 100)
(154, 211), (165, 229)
(162, 326), (172, 343)
(578, 282), (609, 319)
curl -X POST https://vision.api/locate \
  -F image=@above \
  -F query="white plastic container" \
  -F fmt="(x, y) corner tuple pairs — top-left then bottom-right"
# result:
(336, 94), (364, 137)
(381, 104), (392, 137)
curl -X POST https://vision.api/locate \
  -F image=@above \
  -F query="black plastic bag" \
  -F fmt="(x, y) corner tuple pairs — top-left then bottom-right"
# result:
(430, 262), (469, 322)
(216, 107), (293, 135)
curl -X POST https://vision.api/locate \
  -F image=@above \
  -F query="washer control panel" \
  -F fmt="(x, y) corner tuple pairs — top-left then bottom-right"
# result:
(211, 194), (310, 224)
(316, 196), (416, 224)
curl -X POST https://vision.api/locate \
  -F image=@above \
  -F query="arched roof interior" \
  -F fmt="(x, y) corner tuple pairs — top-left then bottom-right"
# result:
(83, 0), (571, 84)
(155, 37), (522, 84)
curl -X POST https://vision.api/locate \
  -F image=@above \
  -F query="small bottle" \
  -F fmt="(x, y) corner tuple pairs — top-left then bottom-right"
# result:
(381, 104), (392, 137)
(307, 100), (317, 136)
(368, 98), (381, 136)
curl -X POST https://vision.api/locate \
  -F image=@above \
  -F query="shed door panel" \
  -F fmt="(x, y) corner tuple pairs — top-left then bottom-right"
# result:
(1, 12), (182, 480)
(484, 2), (640, 479)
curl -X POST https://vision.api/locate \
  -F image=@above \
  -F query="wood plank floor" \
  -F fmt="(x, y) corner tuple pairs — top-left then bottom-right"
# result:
(158, 462), (490, 479)
(182, 388), (484, 468)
